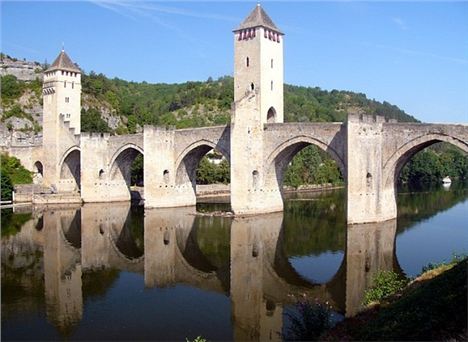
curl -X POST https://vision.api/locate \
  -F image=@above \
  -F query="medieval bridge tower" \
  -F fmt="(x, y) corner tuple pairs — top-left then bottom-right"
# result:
(230, 5), (286, 214)
(42, 49), (82, 192)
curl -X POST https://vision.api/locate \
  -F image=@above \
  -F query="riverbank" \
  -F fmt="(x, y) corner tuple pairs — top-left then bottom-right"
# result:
(196, 183), (343, 200)
(323, 257), (467, 341)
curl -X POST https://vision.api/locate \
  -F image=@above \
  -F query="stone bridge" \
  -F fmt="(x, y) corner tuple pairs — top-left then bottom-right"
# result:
(77, 109), (467, 224)
(7, 107), (468, 224)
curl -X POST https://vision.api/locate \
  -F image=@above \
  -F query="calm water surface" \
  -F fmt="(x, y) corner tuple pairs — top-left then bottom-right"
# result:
(2, 184), (467, 341)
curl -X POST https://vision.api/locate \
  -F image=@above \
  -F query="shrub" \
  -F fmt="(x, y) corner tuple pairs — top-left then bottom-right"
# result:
(283, 298), (333, 341)
(363, 271), (408, 305)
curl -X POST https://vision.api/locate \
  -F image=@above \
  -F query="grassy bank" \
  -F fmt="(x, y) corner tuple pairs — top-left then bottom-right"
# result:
(325, 257), (467, 341)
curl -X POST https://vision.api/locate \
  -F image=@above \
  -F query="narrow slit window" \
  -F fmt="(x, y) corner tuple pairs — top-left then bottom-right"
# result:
(246, 57), (250, 67)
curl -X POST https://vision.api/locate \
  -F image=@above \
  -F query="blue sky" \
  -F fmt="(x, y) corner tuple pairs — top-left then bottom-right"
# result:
(2, 1), (467, 123)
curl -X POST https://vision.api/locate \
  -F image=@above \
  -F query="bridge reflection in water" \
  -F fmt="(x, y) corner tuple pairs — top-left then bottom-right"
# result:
(2, 201), (406, 340)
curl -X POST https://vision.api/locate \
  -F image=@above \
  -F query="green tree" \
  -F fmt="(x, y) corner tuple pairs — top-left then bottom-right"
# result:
(0, 75), (23, 100)
(81, 108), (112, 133)
(1, 172), (13, 201)
(0, 154), (33, 185)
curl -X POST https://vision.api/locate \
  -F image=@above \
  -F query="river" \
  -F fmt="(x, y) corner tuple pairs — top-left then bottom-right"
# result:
(1, 183), (467, 340)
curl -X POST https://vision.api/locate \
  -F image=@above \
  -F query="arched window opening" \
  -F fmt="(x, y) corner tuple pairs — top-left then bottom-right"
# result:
(99, 169), (105, 179)
(271, 59), (274, 68)
(250, 82), (255, 91)
(366, 172), (372, 188)
(252, 170), (259, 188)
(271, 80), (273, 91)
(35, 216), (44, 231)
(33, 161), (44, 185)
(246, 57), (250, 67)
(252, 243), (259, 258)
(267, 107), (276, 123)
(163, 230), (170, 245)
(266, 300), (276, 316)
(163, 169), (170, 183)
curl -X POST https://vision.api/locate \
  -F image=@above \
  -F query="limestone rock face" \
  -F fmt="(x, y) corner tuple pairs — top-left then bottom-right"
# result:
(0, 55), (43, 81)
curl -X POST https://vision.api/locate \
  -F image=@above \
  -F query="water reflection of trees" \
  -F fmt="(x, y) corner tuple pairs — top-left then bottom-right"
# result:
(397, 183), (467, 233)
(282, 190), (346, 257)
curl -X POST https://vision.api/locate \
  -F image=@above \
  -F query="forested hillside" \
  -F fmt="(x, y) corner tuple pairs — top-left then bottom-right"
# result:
(80, 73), (418, 134)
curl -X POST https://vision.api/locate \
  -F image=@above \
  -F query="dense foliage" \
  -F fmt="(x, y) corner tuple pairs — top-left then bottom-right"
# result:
(0, 154), (33, 200)
(196, 155), (230, 184)
(81, 108), (112, 133)
(80, 73), (418, 133)
(399, 143), (468, 184)
(283, 145), (343, 187)
(1, 171), (13, 201)
(363, 271), (409, 305)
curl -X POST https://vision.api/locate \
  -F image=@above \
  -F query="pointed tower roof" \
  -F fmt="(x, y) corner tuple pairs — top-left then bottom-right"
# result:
(47, 50), (81, 73)
(235, 4), (282, 34)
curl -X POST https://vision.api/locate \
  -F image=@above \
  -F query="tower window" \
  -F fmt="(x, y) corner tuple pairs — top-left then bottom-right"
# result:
(271, 81), (273, 90)
(267, 107), (276, 123)
(250, 83), (255, 91)
(271, 59), (273, 68)
(246, 57), (249, 67)
(65, 97), (69, 103)
(72, 82), (74, 89)
(64, 81), (67, 88)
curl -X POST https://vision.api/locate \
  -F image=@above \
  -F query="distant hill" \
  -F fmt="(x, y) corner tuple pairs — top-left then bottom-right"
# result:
(0, 53), (418, 136)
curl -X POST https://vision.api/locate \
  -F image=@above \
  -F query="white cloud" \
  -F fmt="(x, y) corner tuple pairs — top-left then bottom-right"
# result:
(391, 16), (407, 30)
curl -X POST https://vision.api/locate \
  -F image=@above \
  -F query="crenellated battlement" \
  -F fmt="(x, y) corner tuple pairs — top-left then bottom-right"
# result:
(347, 112), (398, 124)
(80, 132), (111, 140)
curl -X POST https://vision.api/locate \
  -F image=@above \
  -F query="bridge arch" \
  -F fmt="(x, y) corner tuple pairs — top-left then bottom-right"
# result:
(265, 135), (345, 188)
(59, 210), (82, 250)
(383, 133), (468, 189)
(175, 139), (230, 188)
(59, 146), (81, 190)
(108, 222), (145, 262)
(109, 144), (144, 194)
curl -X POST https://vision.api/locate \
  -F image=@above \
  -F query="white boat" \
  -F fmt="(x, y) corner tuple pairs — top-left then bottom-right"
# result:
(442, 176), (452, 184)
